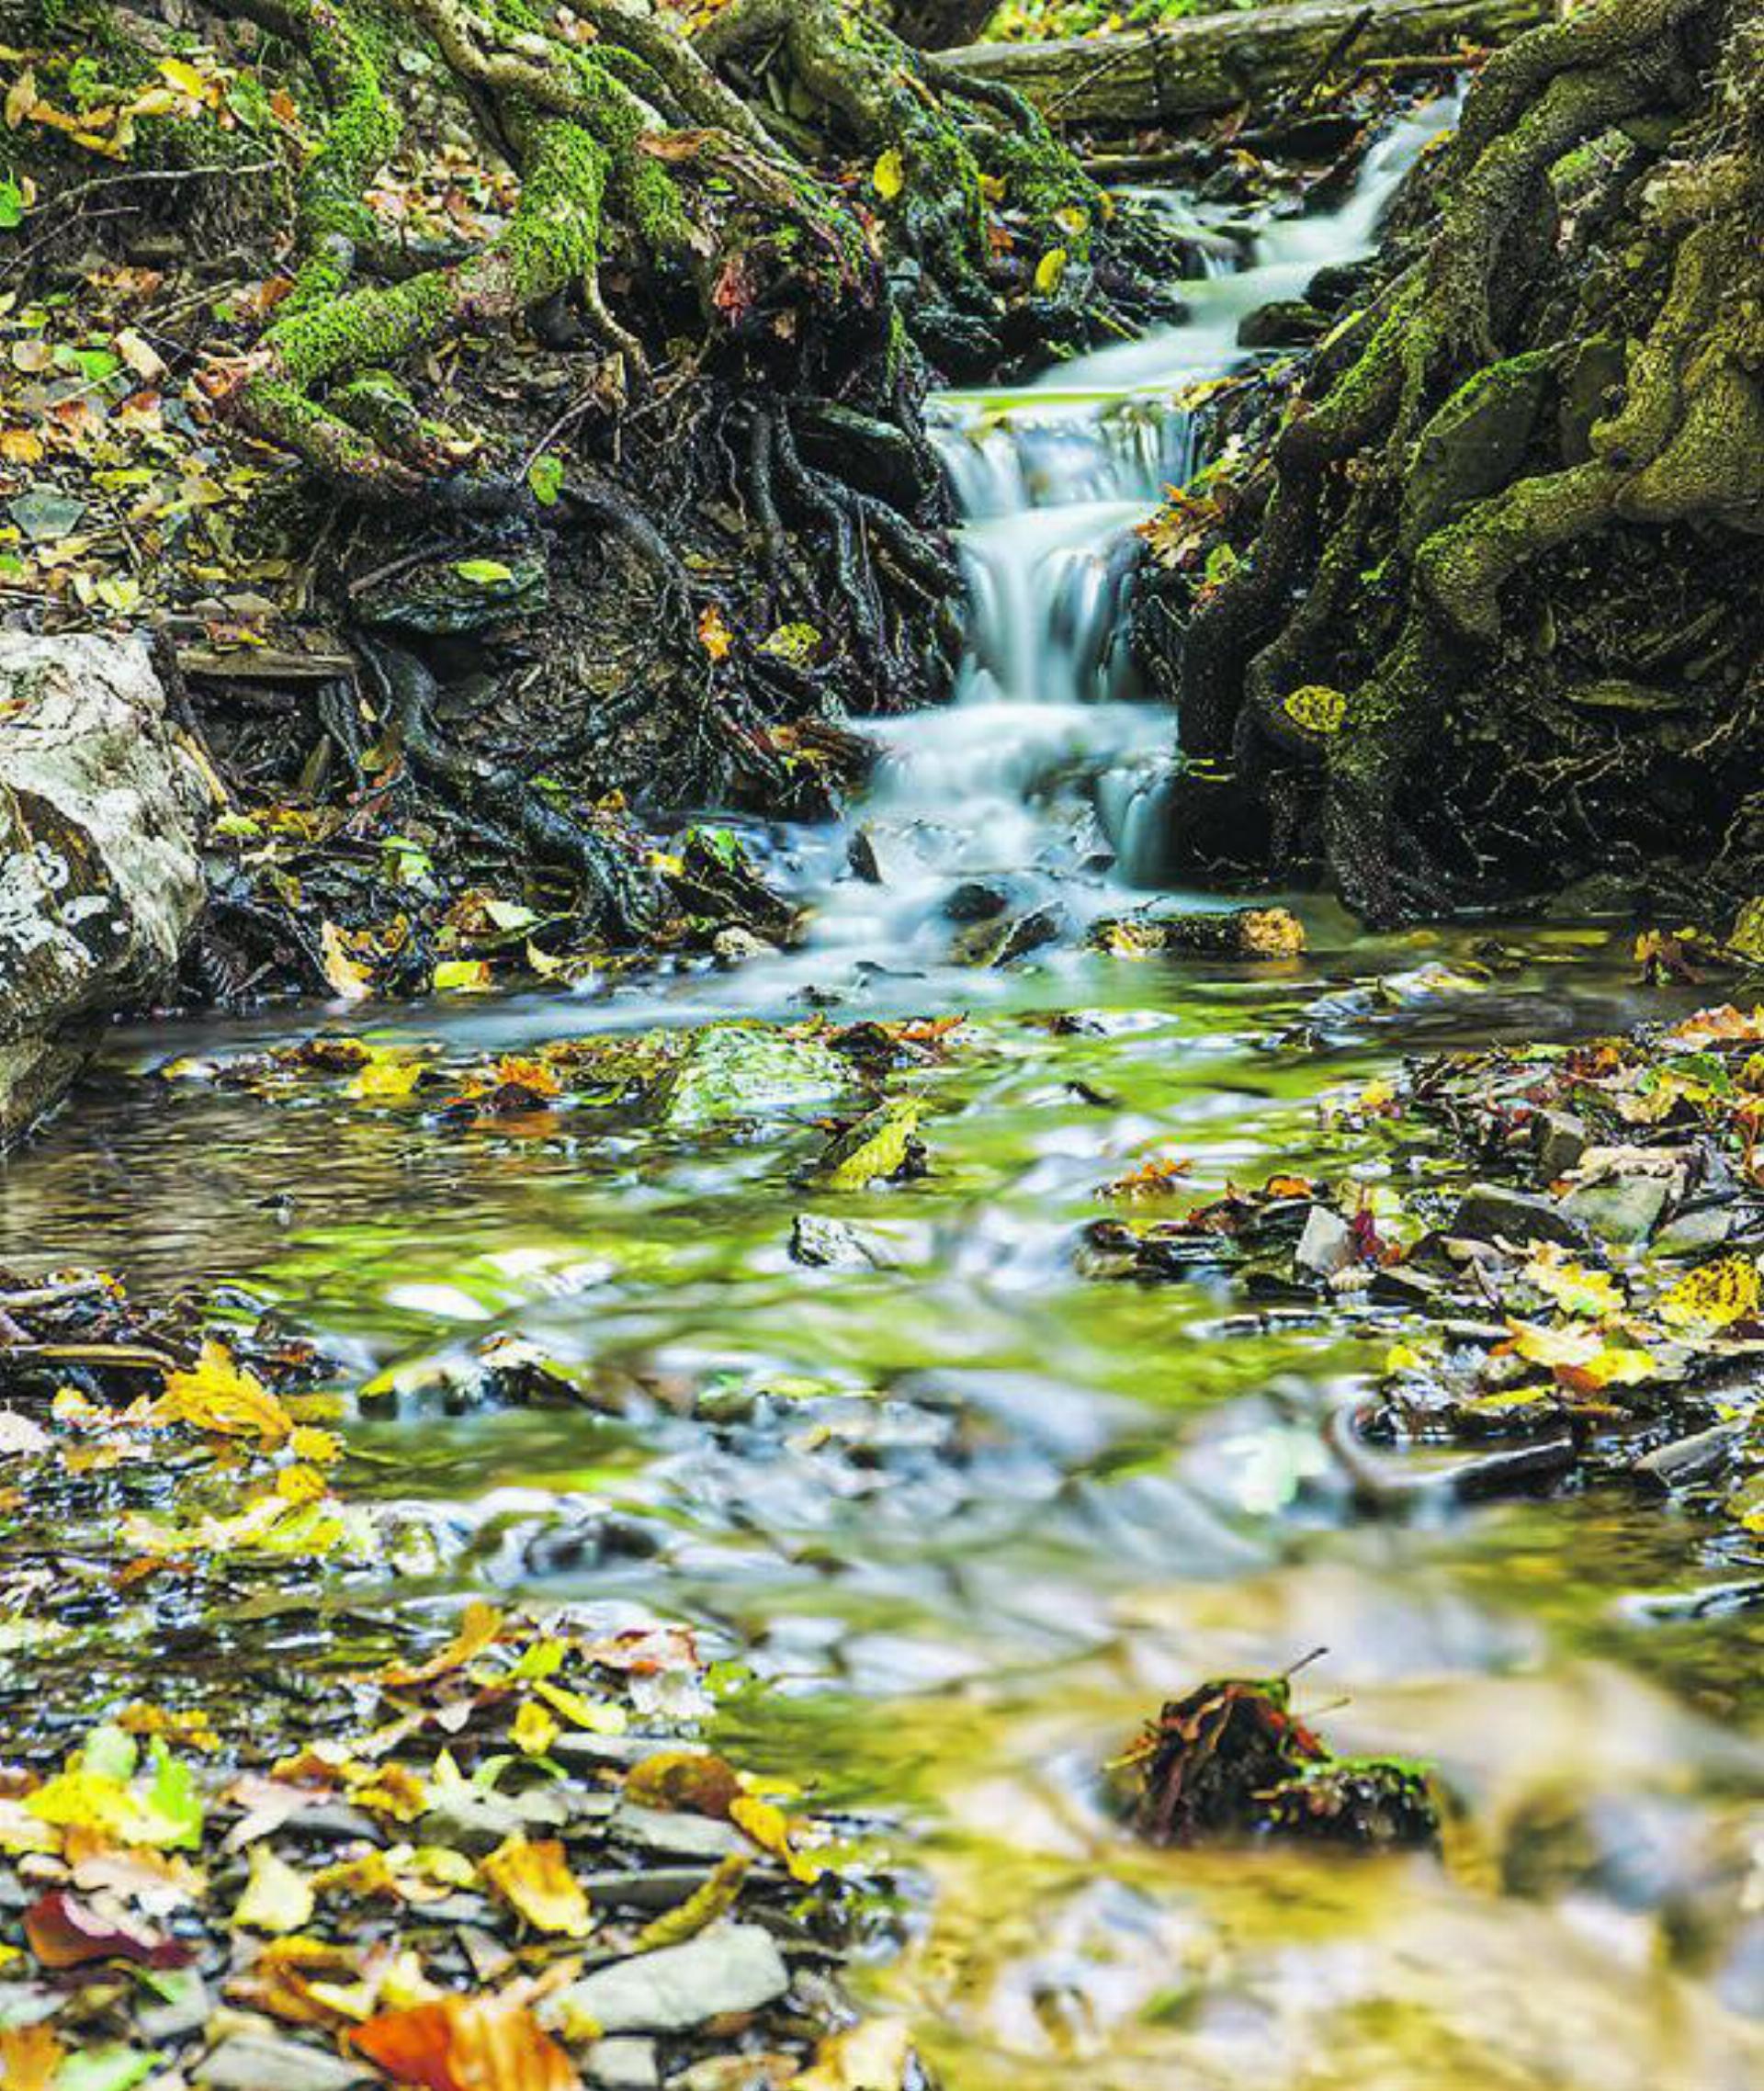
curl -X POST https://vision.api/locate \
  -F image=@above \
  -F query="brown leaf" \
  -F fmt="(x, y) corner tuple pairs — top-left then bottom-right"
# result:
(380, 1600), (504, 1686)
(622, 1749), (742, 1820)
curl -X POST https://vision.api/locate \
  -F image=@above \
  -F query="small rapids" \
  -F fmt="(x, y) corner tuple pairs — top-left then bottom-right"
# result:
(3, 99), (1760, 2091)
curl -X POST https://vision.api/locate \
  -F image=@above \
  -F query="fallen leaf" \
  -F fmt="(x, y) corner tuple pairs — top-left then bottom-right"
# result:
(381, 1602), (504, 1686)
(321, 920), (373, 1000)
(481, 1836), (592, 1938)
(151, 1340), (292, 1448)
(697, 603), (733, 661)
(24, 1890), (190, 1971)
(794, 2018), (915, 2090)
(0, 2025), (63, 2091)
(730, 1793), (821, 1884)
(352, 1994), (582, 2091)
(233, 1843), (315, 1934)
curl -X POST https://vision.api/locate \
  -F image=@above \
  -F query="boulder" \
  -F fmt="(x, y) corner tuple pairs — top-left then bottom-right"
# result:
(0, 633), (206, 1146)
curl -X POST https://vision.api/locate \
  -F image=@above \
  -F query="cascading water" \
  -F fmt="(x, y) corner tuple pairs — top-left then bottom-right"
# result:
(767, 102), (1459, 985)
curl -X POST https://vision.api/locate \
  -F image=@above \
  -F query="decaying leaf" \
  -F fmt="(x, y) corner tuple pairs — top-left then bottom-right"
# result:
(151, 1340), (293, 1448)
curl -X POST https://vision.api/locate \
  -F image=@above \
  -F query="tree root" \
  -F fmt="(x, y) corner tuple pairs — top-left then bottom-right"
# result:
(1170, 0), (1762, 921)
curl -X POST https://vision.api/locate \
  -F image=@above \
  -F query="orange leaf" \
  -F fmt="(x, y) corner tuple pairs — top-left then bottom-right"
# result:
(621, 1749), (741, 1819)
(352, 1994), (582, 2091)
(381, 1601), (504, 1686)
(0, 2025), (63, 2091)
(696, 604), (733, 661)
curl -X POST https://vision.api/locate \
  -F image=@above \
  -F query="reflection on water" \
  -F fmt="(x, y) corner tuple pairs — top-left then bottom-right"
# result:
(4, 934), (1760, 2084)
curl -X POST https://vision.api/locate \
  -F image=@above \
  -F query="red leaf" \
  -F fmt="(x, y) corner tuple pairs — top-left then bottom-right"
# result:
(24, 1890), (192, 1971)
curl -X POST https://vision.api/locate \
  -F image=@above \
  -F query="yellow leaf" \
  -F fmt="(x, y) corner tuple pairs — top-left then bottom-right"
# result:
(432, 958), (492, 993)
(381, 1601), (503, 1687)
(152, 1340), (293, 1448)
(320, 921), (372, 1001)
(696, 603), (733, 661)
(158, 56), (214, 102)
(1034, 246), (1068, 295)
(114, 327), (165, 381)
(275, 1464), (331, 1505)
(729, 1793), (820, 1884)
(1506, 1319), (1602, 1369)
(234, 1844), (315, 1934)
(631, 1852), (750, 1952)
(350, 1055), (426, 1100)
(1658, 1255), (1761, 1330)
(794, 2018), (916, 2091)
(288, 1426), (344, 1464)
(512, 1700), (560, 1757)
(872, 148), (906, 201)
(5, 69), (38, 130)
(533, 1679), (628, 1736)
(0, 2024), (64, 2091)
(1523, 1248), (1623, 1318)
(481, 1834), (592, 1938)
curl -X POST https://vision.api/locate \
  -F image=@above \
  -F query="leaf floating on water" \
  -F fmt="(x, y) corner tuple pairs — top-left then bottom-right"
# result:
(381, 1601), (504, 1687)
(481, 1835), (592, 1938)
(353, 1994), (582, 2091)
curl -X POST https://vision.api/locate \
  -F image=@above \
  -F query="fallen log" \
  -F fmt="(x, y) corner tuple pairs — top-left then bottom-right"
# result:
(937, 0), (1555, 126)
(0, 634), (206, 1146)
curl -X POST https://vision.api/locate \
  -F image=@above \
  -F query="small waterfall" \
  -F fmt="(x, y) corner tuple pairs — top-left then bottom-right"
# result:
(727, 103), (1459, 999)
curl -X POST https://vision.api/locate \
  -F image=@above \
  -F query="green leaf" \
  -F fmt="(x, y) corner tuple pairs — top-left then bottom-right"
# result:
(527, 452), (565, 506)
(0, 180), (23, 231)
(82, 1724), (138, 1783)
(54, 2045), (160, 2091)
(454, 557), (514, 586)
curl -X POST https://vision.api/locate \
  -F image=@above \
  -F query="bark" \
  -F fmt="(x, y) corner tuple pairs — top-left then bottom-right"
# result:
(940, 0), (1557, 123)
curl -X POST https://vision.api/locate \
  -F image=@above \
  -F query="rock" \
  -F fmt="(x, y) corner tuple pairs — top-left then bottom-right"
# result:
(608, 1801), (750, 1861)
(1304, 259), (1374, 311)
(1090, 906), (1306, 959)
(1295, 1204), (1355, 1280)
(656, 1023), (850, 1128)
(1559, 1174), (1670, 1245)
(670, 827), (799, 944)
(1654, 1203), (1734, 1256)
(1532, 1109), (1589, 1181)
(790, 1213), (910, 1269)
(0, 633), (206, 1147)
(1402, 348), (1552, 548)
(710, 927), (777, 966)
(950, 904), (1063, 966)
(419, 1781), (570, 1854)
(587, 2038), (662, 2090)
(1237, 298), (1328, 348)
(1634, 1420), (1745, 1494)
(846, 824), (896, 884)
(944, 878), (1013, 923)
(198, 2030), (374, 2089)
(548, 1926), (790, 2036)
(1451, 1183), (1591, 1250)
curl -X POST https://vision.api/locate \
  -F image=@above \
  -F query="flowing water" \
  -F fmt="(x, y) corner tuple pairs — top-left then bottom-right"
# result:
(4, 107), (1762, 2088)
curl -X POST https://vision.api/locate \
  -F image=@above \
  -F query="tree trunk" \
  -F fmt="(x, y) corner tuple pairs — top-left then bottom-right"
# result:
(940, 0), (1556, 122)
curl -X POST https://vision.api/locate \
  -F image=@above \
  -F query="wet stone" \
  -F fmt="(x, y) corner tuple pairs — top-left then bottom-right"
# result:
(608, 1801), (751, 1861)
(419, 1781), (571, 1853)
(587, 2037), (662, 2089)
(656, 1024), (851, 1129)
(1559, 1174), (1671, 1246)
(549, 1924), (790, 2034)
(1451, 1183), (1591, 1250)
(199, 2029), (375, 2089)
(790, 1213), (910, 1270)
(1533, 1108), (1589, 1181)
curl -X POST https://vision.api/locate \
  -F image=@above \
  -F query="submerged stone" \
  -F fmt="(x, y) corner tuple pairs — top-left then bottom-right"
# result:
(655, 1023), (851, 1128)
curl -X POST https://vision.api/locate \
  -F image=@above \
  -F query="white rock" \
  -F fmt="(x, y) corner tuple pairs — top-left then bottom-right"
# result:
(0, 633), (205, 1142)
(548, 1924), (790, 2034)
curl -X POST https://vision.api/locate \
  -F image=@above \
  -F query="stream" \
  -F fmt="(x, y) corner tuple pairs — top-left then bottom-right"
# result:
(4, 106), (1762, 2089)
